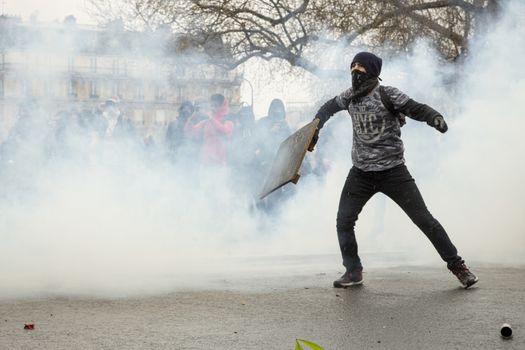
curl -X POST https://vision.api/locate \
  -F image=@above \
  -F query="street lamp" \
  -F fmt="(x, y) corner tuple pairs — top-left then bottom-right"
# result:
(240, 77), (254, 108)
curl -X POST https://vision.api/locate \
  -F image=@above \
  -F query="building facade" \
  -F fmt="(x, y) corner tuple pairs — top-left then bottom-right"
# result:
(0, 16), (242, 137)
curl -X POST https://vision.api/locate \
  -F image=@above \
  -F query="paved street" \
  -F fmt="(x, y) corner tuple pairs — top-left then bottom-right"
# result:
(1, 262), (523, 349)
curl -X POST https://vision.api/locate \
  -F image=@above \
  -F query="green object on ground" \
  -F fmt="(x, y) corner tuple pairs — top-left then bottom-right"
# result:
(295, 338), (325, 350)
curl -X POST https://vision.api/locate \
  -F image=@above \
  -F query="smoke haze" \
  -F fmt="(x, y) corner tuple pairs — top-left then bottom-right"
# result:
(1, 1), (524, 299)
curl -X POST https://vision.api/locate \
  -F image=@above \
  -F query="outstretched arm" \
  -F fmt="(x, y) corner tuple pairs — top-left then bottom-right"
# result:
(399, 99), (448, 133)
(309, 97), (345, 151)
(314, 97), (345, 129)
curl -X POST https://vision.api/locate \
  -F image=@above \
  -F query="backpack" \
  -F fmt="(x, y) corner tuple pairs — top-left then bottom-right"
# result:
(378, 85), (406, 127)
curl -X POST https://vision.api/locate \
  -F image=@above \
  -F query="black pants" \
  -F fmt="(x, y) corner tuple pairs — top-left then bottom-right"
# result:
(337, 164), (462, 271)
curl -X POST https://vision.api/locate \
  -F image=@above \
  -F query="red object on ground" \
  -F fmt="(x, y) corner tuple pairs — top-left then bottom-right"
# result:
(24, 323), (34, 330)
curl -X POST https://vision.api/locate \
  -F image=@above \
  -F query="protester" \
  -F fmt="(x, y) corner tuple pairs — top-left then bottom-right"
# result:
(254, 98), (294, 213)
(100, 97), (121, 138)
(310, 51), (478, 289)
(185, 94), (233, 167)
(165, 100), (194, 160)
(255, 98), (291, 161)
(228, 105), (260, 199)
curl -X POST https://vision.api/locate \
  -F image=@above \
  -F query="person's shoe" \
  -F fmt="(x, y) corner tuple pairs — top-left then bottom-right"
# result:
(333, 268), (363, 288)
(448, 261), (478, 288)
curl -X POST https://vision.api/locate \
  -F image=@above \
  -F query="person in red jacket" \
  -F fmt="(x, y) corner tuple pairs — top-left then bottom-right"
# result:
(186, 94), (234, 166)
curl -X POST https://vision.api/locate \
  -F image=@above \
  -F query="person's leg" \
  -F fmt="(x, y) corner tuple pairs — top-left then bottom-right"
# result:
(379, 165), (462, 265)
(336, 166), (376, 271)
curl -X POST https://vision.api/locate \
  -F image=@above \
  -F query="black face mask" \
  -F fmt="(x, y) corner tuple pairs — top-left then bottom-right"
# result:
(270, 109), (285, 120)
(350, 69), (379, 102)
(351, 69), (369, 90)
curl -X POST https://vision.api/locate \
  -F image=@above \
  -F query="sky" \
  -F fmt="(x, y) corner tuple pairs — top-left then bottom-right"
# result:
(2, 0), (94, 24)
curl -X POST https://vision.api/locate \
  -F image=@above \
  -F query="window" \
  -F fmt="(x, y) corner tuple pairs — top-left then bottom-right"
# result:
(90, 80), (98, 98)
(112, 82), (119, 96)
(21, 79), (28, 96)
(90, 57), (97, 73)
(68, 56), (74, 72)
(135, 84), (144, 100)
(155, 86), (166, 101)
(43, 79), (50, 97)
(68, 78), (77, 97)
(112, 59), (119, 75)
(112, 60), (128, 76)
(155, 110), (166, 125)
(133, 109), (144, 124)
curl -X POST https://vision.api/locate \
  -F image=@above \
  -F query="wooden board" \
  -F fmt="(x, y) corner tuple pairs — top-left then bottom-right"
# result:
(259, 119), (319, 200)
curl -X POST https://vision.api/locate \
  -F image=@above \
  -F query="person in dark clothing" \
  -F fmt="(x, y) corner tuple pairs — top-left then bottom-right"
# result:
(1, 101), (37, 161)
(166, 100), (194, 159)
(52, 108), (82, 157)
(228, 105), (260, 199)
(112, 112), (137, 141)
(255, 98), (292, 172)
(255, 98), (294, 213)
(229, 105), (257, 166)
(256, 99), (291, 156)
(233, 105), (256, 140)
(181, 99), (210, 167)
(310, 51), (478, 289)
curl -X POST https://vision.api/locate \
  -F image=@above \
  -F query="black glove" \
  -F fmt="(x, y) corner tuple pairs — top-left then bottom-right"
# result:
(308, 128), (319, 152)
(308, 119), (320, 151)
(429, 115), (448, 133)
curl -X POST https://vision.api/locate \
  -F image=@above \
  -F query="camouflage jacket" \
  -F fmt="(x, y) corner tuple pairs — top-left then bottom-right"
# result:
(316, 84), (442, 171)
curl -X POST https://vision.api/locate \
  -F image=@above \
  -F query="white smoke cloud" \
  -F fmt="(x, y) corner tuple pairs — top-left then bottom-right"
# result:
(1, 1), (524, 299)
(245, 0), (525, 268)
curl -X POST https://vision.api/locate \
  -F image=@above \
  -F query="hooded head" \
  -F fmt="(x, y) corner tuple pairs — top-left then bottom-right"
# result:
(238, 105), (255, 128)
(267, 98), (286, 121)
(351, 52), (382, 78)
(178, 100), (194, 120)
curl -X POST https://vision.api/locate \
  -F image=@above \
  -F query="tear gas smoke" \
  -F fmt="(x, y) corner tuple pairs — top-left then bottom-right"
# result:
(1, 1), (524, 298)
(247, 0), (525, 268)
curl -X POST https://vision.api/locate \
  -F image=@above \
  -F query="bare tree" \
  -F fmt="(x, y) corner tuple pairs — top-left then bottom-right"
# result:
(86, 0), (501, 75)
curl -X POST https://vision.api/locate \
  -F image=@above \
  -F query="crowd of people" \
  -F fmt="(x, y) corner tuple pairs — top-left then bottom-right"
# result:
(164, 94), (325, 211)
(1, 50), (479, 290)
(0, 94), (328, 213)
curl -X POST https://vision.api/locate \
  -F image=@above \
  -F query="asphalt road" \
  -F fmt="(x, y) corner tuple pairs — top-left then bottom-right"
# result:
(1, 263), (524, 350)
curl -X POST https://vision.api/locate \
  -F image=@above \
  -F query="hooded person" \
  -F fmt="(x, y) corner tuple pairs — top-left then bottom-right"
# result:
(254, 98), (294, 213)
(166, 100), (194, 158)
(258, 98), (291, 142)
(186, 94), (233, 166)
(309, 51), (478, 290)
(255, 98), (292, 167)
(228, 105), (261, 200)
(1, 99), (49, 162)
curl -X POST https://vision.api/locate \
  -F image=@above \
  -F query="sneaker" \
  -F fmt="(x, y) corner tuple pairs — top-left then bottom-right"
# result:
(448, 261), (478, 288)
(333, 268), (363, 288)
